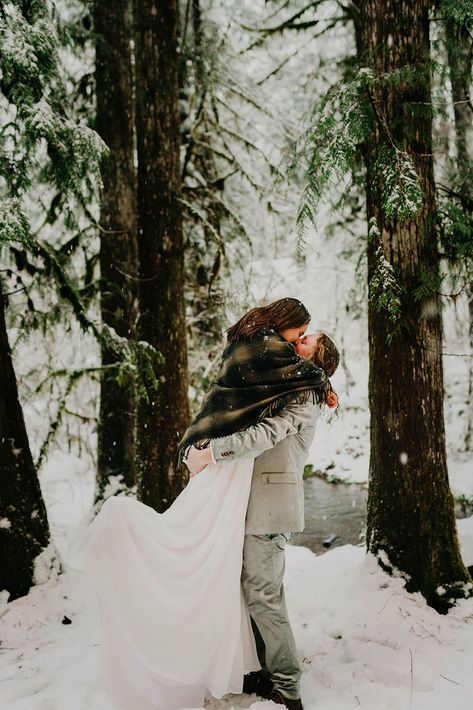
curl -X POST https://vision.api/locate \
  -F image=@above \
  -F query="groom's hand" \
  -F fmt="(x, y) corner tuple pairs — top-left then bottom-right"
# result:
(185, 446), (212, 477)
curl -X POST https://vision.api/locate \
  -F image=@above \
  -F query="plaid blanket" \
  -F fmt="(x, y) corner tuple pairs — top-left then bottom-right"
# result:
(178, 329), (326, 458)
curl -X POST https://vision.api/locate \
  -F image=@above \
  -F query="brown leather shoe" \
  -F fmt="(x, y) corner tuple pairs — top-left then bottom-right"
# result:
(269, 689), (304, 709)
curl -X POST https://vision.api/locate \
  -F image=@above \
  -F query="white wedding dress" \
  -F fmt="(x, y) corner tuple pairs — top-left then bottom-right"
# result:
(84, 458), (260, 710)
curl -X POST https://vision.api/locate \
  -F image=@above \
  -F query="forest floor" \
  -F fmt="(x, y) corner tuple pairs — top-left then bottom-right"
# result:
(1, 526), (473, 710)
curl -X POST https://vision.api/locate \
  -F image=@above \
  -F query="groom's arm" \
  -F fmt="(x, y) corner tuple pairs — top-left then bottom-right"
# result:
(185, 401), (317, 475)
(211, 401), (316, 461)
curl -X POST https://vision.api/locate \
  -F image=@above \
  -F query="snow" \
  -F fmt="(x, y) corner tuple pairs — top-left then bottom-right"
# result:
(1, 538), (473, 710)
(32, 541), (60, 586)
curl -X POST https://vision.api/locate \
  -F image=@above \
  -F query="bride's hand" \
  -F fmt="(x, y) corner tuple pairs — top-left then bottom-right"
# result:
(184, 446), (212, 477)
(327, 391), (338, 409)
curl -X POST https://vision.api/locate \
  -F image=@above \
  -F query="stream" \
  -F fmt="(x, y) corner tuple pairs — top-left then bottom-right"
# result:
(295, 476), (367, 555)
(296, 476), (473, 556)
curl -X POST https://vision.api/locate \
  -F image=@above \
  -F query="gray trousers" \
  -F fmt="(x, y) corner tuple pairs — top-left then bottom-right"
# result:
(241, 533), (301, 700)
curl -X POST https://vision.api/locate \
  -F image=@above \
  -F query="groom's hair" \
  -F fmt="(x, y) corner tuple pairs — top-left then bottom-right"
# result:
(226, 297), (310, 342)
(310, 333), (340, 378)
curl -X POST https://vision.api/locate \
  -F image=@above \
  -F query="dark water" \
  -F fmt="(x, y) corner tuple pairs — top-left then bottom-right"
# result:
(297, 476), (473, 556)
(294, 476), (367, 555)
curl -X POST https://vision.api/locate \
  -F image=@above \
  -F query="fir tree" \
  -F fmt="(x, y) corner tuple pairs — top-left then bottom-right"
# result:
(0, 0), (105, 599)
(133, 0), (191, 511)
(94, 0), (138, 503)
(296, 0), (472, 610)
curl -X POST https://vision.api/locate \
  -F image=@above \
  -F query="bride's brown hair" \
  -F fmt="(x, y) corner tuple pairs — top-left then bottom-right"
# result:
(310, 333), (340, 378)
(310, 332), (340, 406)
(226, 297), (311, 343)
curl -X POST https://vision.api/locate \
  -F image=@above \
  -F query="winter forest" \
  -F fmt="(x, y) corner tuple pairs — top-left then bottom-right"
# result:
(1, 0), (473, 708)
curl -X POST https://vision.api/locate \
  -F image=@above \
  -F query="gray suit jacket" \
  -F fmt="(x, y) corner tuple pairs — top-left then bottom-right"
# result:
(211, 401), (319, 534)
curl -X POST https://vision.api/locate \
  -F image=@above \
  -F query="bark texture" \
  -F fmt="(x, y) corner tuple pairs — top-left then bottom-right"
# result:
(95, 0), (138, 497)
(133, 0), (190, 511)
(355, 0), (471, 610)
(0, 283), (55, 600)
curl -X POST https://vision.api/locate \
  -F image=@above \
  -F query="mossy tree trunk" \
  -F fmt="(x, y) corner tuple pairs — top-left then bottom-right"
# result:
(355, 0), (472, 611)
(94, 0), (138, 500)
(0, 282), (57, 600)
(133, 0), (190, 511)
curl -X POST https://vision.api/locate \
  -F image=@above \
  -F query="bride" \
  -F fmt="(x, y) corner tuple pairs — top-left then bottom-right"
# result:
(85, 298), (337, 710)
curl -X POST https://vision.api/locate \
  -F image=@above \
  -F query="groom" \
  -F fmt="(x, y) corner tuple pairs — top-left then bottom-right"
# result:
(185, 395), (321, 710)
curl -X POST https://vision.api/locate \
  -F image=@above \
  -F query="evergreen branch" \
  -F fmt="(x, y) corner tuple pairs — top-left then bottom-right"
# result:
(207, 118), (281, 174)
(33, 364), (119, 395)
(239, 2), (337, 52)
(437, 0), (473, 29)
(265, 1), (294, 23)
(181, 88), (207, 181)
(212, 194), (254, 247)
(216, 96), (286, 152)
(33, 239), (100, 338)
(374, 143), (423, 223)
(79, 199), (130, 235)
(219, 78), (297, 131)
(63, 408), (97, 423)
(241, 1), (322, 35)
(256, 23), (340, 85)
(191, 138), (235, 166)
(178, 197), (224, 246)
(211, 130), (266, 193)
(36, 374), (76, 469)
(367, 218), (402, 324)
(0, 199), (32, 248)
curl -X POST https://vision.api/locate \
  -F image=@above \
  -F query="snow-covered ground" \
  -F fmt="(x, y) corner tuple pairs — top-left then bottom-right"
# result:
(2, 524), (473, 710)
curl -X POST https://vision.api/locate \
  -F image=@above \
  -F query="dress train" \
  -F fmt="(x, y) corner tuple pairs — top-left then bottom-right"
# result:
(84, 458), (260, 710)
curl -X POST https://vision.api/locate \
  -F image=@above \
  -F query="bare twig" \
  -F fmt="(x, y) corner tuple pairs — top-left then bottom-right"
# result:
(377, 591), (397, 614)
(416, 622), (441, 645)
(440, 673), (461, 685)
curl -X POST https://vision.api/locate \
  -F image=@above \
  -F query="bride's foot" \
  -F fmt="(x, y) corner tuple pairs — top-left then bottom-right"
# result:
(243, 671), (274, 698)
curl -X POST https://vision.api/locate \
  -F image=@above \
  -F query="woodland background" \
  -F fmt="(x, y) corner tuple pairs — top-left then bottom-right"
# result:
(1, 0), (473, 622)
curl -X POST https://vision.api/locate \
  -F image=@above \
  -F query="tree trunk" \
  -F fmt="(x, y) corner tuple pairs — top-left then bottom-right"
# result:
(95, 0), (138, 499)
(133, 0), (190, 511)
(355, 0), (471, 611)
(444, 19), (473, 451)
(0, 282), (58, 600)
